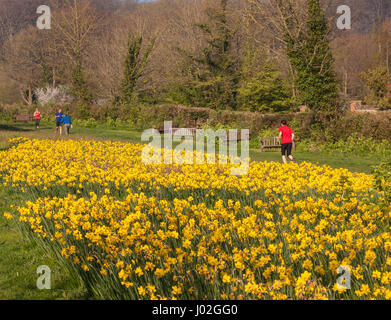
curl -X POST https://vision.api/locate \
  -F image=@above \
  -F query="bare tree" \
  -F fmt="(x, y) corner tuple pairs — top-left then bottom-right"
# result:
(2, 26), (45, 104)
(49, 0), (101, 104)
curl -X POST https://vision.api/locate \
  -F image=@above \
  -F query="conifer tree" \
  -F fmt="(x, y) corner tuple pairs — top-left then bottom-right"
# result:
(174, 0), (240, 110)
(121, 36), (155, 106)
(71, 55), (93, 119)
(285, 0), (340, 112)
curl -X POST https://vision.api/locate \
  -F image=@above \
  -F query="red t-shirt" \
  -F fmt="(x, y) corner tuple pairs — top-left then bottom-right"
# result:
(34, 111), (41, 119)
(279, 125), (293, 144)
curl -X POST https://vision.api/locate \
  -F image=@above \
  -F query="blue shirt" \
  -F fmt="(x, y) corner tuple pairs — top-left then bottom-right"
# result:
(56, 112), (63, 122)
(62, 115), (72, 125)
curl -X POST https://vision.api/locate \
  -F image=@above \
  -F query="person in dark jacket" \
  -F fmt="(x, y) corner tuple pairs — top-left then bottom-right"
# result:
(62, 114), (73, 135)
(55, 109), (63, 135)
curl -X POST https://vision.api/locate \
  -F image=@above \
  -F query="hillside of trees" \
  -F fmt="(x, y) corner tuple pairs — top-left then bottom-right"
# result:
(0, 0), (391, 114)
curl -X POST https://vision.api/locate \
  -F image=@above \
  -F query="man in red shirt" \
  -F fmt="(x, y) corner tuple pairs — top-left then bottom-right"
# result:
(278, 120), (295, 163)
(33, 108), (41, 129)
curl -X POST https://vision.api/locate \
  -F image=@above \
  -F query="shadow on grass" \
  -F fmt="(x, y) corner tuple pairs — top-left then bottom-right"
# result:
(0, 123), (33, 132)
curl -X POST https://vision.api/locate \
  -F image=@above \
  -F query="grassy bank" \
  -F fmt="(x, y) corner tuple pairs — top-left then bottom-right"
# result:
(0, 187), (86, 299)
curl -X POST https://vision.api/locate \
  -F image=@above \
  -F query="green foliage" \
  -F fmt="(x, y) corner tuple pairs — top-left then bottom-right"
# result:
(121, 36), (155, 106)
(299, 133), (391, 155)
(172, 0), (240, 110)
(201, 122), (234, 130)
(257, 127), (279, 138)
(71, 63), (92, 105)
(73, 117), (98, 128)
(85, 118), (98, 128)
(255, 128), (279, 148)
(361, 66), (391, 109)
(40, 114), (53, 123)
(71, 59), (93, 119)
(285, 0), (339, 113)
(165, 81), (205, 107)
(373, 158), (391, 205)
(104, 117), (116, 128)
(41, 62), (53, 87)
(238, 67), (292, 113)
(76, 103), (91, 120)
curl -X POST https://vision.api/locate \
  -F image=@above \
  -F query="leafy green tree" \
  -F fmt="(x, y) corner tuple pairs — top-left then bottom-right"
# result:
(237, 39), (292, 113)
(41, 62), (53, 87)
(172, 0), (240, 110)
(285, 0), (340, 113)
(71, 57), (93, 119)
(165, 67), (209, 107)
(361, 66), (390, 109)
(238, 66), (291, 113)
(121, 35), (155, 106)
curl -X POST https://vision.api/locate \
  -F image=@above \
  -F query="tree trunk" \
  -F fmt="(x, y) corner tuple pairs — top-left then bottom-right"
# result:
(52, 69), (56, 88)
(20, 87), (33, 105)
(288, 61), (297, 97)
(344, 68), (348, 96)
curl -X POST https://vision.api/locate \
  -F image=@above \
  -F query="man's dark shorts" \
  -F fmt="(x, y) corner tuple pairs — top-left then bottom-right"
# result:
(281, 143), (293, 156)
(56, 121), (62, 127)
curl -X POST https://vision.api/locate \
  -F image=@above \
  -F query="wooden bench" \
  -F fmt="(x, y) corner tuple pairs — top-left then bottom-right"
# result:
(13, 114), (33, 123)
(260, 137), (296, 152)
(159, 127), (198, 137)
(158, 127), (250, 141)
(224, 130), (250, 142)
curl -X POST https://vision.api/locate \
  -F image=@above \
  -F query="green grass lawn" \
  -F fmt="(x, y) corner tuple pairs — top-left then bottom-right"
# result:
(0, 121), (383, 299)
(0, 188), (87, 299)
(1, 121), (383, 173)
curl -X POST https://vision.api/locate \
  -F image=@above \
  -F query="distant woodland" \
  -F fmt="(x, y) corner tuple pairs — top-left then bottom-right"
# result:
(0, 0), (391, 113)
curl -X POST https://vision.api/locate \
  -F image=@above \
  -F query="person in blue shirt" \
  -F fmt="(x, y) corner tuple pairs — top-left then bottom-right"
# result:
(62, 114), (73, 135)
(55, 109), (63, 135)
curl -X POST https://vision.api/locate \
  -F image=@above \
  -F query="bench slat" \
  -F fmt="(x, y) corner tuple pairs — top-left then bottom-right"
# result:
(161, 128), (251, 141)
(260, 137), (281, 152)
(260, 137), (296, 152)
(14, 114), (33, 122)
